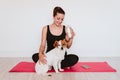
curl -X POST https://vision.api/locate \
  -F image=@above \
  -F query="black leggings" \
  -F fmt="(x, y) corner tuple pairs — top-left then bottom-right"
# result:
(32, 52), (79, 68)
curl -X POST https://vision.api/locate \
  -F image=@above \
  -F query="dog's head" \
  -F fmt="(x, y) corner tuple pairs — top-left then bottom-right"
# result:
(53, 39), (67, 50)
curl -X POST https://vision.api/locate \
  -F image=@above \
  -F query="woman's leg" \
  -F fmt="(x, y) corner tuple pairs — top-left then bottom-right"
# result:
(32, 52), (79, 68)
(61, 54), (79, 68)
(32, 53), (39, 63)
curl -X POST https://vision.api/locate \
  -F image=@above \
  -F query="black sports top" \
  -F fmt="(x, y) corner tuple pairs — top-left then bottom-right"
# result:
(46, 25), (66, 53)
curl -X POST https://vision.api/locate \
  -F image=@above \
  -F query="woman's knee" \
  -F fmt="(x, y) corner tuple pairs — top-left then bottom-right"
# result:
(32, 53), (39, 63)
(74, 54), (79, 62)
(70, 54), (79, 64)
(67, 54), (79, 61)
(62, 54), (79, 67)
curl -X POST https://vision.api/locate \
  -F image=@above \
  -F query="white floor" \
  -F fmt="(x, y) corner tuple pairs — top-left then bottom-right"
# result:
(0, 57), (120, 80)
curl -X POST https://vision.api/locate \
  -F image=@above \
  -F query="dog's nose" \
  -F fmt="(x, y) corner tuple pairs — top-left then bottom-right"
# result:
(61, 47), (63, 50)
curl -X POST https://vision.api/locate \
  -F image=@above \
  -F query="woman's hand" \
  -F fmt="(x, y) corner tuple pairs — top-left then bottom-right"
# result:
(66, 27), (75, 41)
(69, 27), (75, 39)
(39, 53), (47, 65)
(65, 27), (75, 48)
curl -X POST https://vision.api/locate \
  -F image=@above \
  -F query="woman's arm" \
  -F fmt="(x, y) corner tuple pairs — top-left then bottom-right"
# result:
(38, 26), (47, 64)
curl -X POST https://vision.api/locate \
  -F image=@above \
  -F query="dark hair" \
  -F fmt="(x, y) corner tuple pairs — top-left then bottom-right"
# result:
(53, 6), (65, 17)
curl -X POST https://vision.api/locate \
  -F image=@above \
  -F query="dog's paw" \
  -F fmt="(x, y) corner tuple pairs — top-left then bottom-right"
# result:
(55, 70), (59, 73)
(48, 66), (52, 70)
(56, 71), (60, 73)
(59, 69), (64, 71)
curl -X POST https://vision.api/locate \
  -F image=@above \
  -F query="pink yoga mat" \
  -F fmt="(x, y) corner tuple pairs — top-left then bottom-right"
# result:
(9, 61), (116, 72)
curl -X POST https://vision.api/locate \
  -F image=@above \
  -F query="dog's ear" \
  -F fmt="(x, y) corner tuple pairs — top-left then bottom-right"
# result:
(62, 39), (67, 47)
(63, 39), (67, 44)
(62, 39), (66, 43)
(53, 41), (58, 48)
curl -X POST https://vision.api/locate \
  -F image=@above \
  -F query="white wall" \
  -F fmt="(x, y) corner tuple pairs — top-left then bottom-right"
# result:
(0, 0), (120, 57)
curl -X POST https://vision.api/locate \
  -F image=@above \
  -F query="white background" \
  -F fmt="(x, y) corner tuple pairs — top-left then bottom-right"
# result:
(0, 0), (120, 57)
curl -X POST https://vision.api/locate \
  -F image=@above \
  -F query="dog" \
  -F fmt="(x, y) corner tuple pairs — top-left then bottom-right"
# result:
(35, 39), (67, 74)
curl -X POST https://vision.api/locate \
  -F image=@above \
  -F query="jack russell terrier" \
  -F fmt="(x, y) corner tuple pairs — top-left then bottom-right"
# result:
(35, 39), (67, 74)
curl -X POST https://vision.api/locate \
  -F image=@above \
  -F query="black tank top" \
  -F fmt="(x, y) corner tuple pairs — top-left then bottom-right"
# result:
(46, 25), (66, 52)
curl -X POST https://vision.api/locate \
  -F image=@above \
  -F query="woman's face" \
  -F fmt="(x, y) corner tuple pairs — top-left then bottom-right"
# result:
(53, 13), (65, 27)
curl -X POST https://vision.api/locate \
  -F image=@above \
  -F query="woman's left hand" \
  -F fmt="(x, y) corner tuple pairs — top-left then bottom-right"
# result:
(65, 27), (75, 42)
(69, 27), (75, 39)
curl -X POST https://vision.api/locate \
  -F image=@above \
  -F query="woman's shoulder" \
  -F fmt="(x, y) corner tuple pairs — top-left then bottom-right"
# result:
(41, 25), (48, 33)
(42, 25), (49, 30)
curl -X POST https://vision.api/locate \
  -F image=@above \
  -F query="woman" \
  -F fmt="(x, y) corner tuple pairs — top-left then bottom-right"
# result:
(32, 6), (79, 68)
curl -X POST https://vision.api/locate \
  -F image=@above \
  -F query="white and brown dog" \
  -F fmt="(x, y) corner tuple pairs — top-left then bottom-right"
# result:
(35, 39), (67, 74)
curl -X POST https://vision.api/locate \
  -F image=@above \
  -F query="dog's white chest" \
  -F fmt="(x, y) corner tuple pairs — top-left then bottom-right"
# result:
(46, 48), (65, 65)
